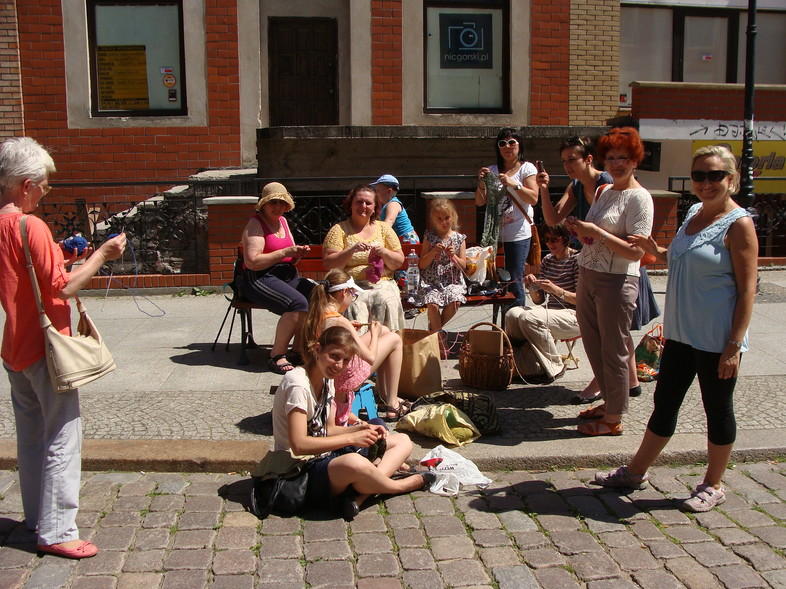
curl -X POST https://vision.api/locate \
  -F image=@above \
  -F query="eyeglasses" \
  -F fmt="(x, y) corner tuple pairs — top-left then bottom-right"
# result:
(605, 156), (630, 164)
(498, 139), (519, 148)
(34, 182), (52, 195)
(690, 170), (730, 183)
(347, 289), (359, 302)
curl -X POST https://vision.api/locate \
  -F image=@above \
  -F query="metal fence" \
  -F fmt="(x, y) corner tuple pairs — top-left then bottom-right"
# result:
(668, 176), (786, 258)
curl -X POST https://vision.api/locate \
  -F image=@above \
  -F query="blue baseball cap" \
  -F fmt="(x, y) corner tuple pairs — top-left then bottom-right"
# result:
(370, 174), (399, 190)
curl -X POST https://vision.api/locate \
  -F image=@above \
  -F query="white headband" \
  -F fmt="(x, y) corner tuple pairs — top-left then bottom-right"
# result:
(328, 276), (363, 294)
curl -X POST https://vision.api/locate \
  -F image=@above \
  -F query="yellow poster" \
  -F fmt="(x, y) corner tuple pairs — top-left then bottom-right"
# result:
(96, 45), (150, 111)
(692, 140), (786, 193)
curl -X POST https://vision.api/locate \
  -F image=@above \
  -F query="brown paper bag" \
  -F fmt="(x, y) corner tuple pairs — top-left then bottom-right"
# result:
(398, 329), (443, 399)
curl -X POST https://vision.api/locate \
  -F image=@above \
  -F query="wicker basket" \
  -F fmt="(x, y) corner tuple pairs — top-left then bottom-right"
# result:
(458, 322), (515, 390)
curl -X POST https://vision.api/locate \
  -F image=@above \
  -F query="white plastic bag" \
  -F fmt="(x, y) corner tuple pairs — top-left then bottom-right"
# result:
(465, 246), (493, 283)
(419, 445), (492, 496)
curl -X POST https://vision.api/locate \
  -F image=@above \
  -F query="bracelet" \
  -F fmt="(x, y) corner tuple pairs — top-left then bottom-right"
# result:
(599, 232), (608, 246)
(728, 340), (742, 349)
(560, 289), (565, 298)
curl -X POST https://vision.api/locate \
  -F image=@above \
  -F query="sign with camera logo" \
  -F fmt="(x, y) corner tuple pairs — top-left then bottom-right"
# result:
(439, 14), (492, 69)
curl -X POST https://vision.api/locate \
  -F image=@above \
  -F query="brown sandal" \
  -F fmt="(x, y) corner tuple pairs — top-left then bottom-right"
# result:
(577, 420), (622, 436)
(381, 403), (409, 422)
(578, 404), (606, 420)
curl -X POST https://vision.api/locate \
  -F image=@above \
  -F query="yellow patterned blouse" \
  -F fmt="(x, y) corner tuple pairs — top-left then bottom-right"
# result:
(323, 220), (402, 281)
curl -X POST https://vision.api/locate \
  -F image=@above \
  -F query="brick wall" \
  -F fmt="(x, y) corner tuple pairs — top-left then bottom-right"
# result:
(529, 0), (570, 125)
(371, 0), (402, 125)
(569, 0), (620, 126)
(0, 1), (22, 136)
(16, 0), (242, 185)
(205, 200), (253, 286)
(632, 82), (786, 122)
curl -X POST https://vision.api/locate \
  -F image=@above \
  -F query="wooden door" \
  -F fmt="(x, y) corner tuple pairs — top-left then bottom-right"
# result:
(268, 17), (338, 126)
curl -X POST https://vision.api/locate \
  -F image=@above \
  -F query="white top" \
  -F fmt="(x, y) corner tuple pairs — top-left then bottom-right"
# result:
(488, 162), (537, 242)
(578, 186), (654, 277)
(271, 366), (334, 455)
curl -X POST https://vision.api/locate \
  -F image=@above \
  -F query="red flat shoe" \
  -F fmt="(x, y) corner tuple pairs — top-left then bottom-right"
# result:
(38, 540), (98, 559)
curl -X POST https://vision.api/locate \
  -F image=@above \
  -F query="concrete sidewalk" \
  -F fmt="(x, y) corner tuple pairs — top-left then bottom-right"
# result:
(0, 271), (785, 472)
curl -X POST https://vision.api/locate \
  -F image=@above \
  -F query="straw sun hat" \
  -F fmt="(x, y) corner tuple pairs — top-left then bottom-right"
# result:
(255, 182), (295, 212)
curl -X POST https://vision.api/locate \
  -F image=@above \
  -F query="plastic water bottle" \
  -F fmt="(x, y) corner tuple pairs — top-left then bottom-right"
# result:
(406, 249), (420, 294)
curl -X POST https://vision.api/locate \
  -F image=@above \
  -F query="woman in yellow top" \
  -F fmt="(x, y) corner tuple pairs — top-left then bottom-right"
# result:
(323, 185), (406, 331)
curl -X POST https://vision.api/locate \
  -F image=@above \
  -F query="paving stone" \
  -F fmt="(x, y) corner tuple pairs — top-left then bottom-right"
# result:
(386, 513), (419, 529)
(525, 492), (571, 514)
(176, 512), (220, 530)
(161, 569), (208, 589)
(693, 509), (736, 529)
(497, 511), (537, 533)
(568, 552), (623, 581)
(350, 512), (387, 533)
(304, 539), (353, 562)
(510, 531), (548, 550)
(550, 530), (604, 554)
(402, 570), (444, 589)
(431, 536), (476, 560)
(761, 569), (786, 589)
(306, 559), (355, 586)
(599, 531), (642, 549)
(713, 526), (758, 546)
(302, 519), (347, 543)
(492, 564), (540, 588)
(91, 527), (136, 552)
(215, 526), (256, 550)
(0, 568), (27, 589)
(750, 525), (786, 550)
(133, 528), (171, 550)
(663, 525), (714, 544)
(630, 521), (666, 542)
(521, 547), (566, 569)
(472, 528), (511, 547)
(117, 480), (157, 497)
(682, 541), (743, 567)
(220, 511), (258, 527)
(732, 542), (786, 571)
(421, 514), (466, 537)
(184, 495), (223, 512)
(155, 481), (189, 495)
(599, 493), (643, 520)
(117, 573), (163, 589)
(122, 549), (165, 573)
(648, 509), (692, 526)
(211, 575), (255, 589)
(97, 511), (142, 528)
(533, 566), (581, 589)
(357, 579), (403, 589)
(162, 548), (213, 570)
(585, 515), (628, 534)
(585, 578), (639, 588)
(414, 495), (455, 515)
(352, 532), (393, 554)
(718, 492), (752, 511)
(727, 508), (777, 528)
(666, 556), (723, 587)
(711, 564), (768, 589)
(0, 545), (38, 568)
(257, 558), (305, 584)
(567, 495), (610, 516)
(537, 513), (581, 533)
(70, 576), (117, 589)
(24, 558), (73, 589)
(644, 539), (688, 560)
(148, 494), (184, 512)
(182, 482), (220, 496)
(74, 551), (125, 576)
(212, 549), (256, 575)
(398, 548), (436, 570)
(630, 568), (685, 589)
(393, 527), (427, 549)
(261, 517), (301, 536)
(478, 546), (520, 568)
(758, 502), (786, 521)
(383, 494), (415, 515)
(172, 529), (215, 549)
(609, 546), (660, 571)
(438, 558), (491, 587)
(487, 493), (525, 512)
(141, 511), (178, 529)
(90, 473), (141, 484)
(258, 534), (302, 559)
(111, 496), (150, 512)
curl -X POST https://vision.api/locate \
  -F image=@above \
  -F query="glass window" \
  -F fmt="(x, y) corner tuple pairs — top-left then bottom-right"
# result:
(424, 1), (509, 113)
(87, 0), (187, 116)
(619, 7), (672, 107)
(738, 11), (786, 84)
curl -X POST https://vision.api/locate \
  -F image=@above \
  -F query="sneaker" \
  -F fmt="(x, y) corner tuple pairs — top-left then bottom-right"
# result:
(682, 483), (726, 513)
(593, 465), (649, 489)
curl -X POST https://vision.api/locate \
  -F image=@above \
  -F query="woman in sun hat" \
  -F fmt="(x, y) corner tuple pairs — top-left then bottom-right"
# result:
(241, 181), (315, 374)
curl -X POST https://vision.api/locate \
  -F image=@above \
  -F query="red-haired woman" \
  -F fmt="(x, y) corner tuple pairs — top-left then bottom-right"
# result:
(565, 128), (653, 436)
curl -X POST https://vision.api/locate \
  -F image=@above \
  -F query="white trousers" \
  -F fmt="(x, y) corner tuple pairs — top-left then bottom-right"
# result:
(5, 358), (82, 545)
(505, 306), (580, 378)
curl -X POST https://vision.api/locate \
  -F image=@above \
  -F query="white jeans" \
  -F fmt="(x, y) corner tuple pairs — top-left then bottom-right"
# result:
(505, 306), (580, 378)
(5, 358), (82, 545)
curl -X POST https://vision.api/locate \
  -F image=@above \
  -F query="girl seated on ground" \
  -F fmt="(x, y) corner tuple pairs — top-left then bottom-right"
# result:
(418, 198), (467, 357)
(273, 326), (435, 520)
(301, 269), (411, 422)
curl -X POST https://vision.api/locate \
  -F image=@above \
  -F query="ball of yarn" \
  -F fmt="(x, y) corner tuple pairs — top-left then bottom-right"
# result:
(62, 234), (89, 254)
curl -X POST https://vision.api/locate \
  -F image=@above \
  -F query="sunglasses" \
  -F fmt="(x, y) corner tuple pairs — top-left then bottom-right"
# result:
(497, 139), (519, 148)
(690, 170), (730, 183)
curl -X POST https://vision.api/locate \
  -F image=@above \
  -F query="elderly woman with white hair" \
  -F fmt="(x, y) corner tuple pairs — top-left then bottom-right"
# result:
(0, 137), (126, 558)
(240, 181), (315, 374)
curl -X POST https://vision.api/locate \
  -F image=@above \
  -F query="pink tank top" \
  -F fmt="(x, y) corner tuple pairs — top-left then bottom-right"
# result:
(321, 311), (370, 395)
(255, 214), (295, 263)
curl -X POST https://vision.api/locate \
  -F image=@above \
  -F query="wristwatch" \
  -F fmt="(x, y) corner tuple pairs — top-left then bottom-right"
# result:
(514, 183), (523, 191)
(728, 340), (742, 349)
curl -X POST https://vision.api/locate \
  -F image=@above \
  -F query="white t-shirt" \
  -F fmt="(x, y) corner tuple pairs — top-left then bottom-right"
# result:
(488, 162), (537, 242)
(271, 367), (334, 454)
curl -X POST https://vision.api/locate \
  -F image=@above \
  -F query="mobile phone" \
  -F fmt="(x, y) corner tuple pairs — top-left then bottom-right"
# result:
(536, 160), (545, 173)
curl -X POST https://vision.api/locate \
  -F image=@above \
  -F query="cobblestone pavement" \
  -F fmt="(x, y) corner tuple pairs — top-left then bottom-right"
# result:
(2, 461), (786, 588)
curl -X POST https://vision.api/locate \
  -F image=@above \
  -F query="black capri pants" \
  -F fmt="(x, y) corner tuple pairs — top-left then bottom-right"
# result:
(647, 339), (739, 446)
(243, 263), (314, 315)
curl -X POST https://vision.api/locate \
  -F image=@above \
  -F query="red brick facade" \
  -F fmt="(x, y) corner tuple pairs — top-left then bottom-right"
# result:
(529, 0), (570, 125)
(371, 1), (403, 125)
(0, 1), (22, 136)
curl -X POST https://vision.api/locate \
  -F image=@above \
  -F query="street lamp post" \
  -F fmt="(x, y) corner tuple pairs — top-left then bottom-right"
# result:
(738, 0), (757, 208)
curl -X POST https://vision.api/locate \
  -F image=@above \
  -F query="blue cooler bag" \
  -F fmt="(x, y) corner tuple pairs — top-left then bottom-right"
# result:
(350, 382), (378, 420)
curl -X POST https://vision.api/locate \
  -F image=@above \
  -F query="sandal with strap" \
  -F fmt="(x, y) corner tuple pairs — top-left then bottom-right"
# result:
(577, 419), (623, 436)
(268, 354), (294, 375)
(578, 404), (607, 420)
(381, 403), (409, 422)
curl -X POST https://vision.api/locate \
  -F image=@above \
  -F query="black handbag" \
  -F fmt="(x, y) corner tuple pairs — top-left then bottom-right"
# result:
(250, 461), (313, 519)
